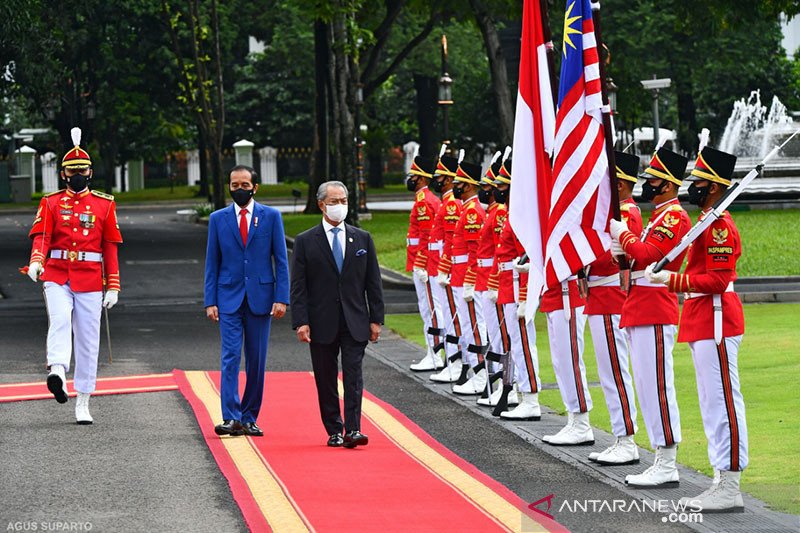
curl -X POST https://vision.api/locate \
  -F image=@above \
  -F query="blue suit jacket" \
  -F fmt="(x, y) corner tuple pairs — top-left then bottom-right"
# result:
(204, 202), (290, 315)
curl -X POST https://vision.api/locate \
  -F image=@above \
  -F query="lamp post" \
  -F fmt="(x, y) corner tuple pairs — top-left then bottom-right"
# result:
(606, 76), (618, 147)
(438, 34), (454, 147)
(355, 83), (369, 214)
(640, 75), (671, 148)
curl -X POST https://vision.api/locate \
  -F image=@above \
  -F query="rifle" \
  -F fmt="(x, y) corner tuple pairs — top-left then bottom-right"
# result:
(653, 130), (799, 273)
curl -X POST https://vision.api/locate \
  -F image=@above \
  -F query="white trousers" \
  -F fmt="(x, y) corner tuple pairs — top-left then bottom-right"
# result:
(414, 275), (444, 351)
(43, 281), (102, 394)
(432, 281), (461, 360)
(627, 324), (681, 448)
(588, 314), (638, 437)
(480, 293), (507, 375)
(505, 303), (540, 393)
(452, 286), (487, 367)
(546, 307), (591, 413)
(690, 336), (748, 471)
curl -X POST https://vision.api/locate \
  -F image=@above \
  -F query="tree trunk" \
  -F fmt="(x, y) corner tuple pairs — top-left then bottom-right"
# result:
(414, 73), (439, 160)
(209, 139), (225, 209)
(198, 130), (210, 200)
(470, 0), (514, 147)
(331, 10), (357, 223)
(367, 150), (383, 188)
(677, 89), (698, 155)
(307, 19), (329, 214)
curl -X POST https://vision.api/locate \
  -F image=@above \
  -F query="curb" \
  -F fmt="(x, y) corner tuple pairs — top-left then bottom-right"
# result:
(366, 332), (799, 533)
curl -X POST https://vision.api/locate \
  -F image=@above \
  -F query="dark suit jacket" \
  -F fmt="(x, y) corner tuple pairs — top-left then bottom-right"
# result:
(290, 222), (384, 344)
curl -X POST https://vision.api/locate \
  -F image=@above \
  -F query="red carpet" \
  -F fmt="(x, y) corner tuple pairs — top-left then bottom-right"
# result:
(176, 370), (567, 532)
(0, 372), (177, 403)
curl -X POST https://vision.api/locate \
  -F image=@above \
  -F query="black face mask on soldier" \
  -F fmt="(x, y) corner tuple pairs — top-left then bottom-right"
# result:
(230, 187), (254, 207)
(478, 188), (493, 204)
(493, 188), (508, 204)
(405, 176), (418, 192)
(452, 184), (465, 199)
(640, 180), (668, 203)
(65, 173), (89, 192)
(687, 182), (711, 207)
(430, 177), (444, 193)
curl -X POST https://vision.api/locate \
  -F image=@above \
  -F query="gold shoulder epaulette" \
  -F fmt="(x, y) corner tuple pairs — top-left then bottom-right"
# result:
(42, 189), (65, 198)
(416, 190), (425, 202)
(620, 203), (632, 212)
(668, 204), (684, 213)
(91, 190), (115, 201)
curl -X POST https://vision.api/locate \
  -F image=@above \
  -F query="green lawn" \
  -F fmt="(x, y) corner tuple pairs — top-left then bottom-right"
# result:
(385, 303), (800, 514)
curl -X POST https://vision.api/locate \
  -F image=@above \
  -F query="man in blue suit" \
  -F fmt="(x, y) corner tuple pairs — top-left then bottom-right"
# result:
(204, 165), (290, 437)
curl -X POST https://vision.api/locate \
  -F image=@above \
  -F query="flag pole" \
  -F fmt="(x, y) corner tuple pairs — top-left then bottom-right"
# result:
(538, 0), (559, 108)
(589, 0), (631, 284)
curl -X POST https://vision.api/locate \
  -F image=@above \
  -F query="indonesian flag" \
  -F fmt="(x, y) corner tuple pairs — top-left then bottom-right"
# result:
(509, 0), (556, 308)
(543, 0), (612, 289)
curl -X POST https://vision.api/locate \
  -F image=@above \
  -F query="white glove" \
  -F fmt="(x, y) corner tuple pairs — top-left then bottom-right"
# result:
(486, 289), (499, 303)
(512, 257), (530, 273)
(462, 283), (475, 302)
(610, 239), (624, 257)
(516, 300), (527, 320)
(436, 272), (450, 287)
(609, 219), (629, 241)
(27, 261), (43, 282)
(413, 268), (429, 283)
(644, 263), (670, 285)
(103, 290), (119, 309)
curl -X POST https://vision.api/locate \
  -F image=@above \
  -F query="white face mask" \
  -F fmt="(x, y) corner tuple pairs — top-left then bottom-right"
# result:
(325, 203), (348, 223)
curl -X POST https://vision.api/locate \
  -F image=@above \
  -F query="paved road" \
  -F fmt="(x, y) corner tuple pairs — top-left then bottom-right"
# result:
(0, 205), (733, 532)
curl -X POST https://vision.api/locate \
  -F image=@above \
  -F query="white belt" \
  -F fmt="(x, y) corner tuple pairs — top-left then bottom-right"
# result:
(407, 237), (420, 246)
(477, 258), (494, 268)
(498, 260), (515, 272)
(50, 250), (103, 262)
(451, 255), (469, 265)
(587, 274), (619, 288)
(428, 241), (443, 251)
(685, 283), (735, 345)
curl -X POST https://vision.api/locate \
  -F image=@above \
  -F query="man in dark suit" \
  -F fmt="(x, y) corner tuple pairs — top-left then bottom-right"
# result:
(204, 165), (290, 437)
(290, 181), (384, 448)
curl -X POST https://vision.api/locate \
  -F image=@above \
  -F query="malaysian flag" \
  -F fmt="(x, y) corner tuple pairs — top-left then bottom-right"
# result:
(543, 0), (611, 289)
(509, 0), (556, 309)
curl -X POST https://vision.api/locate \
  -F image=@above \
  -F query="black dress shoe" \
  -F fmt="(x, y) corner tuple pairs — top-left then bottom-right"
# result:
(214, 420), (244, 436)
(343, 430), (369, 448)
(327, 434), (344, 447)
(242, 422), (263, 437)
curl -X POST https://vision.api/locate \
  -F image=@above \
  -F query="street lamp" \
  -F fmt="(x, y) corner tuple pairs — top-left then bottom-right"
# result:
(606, 76), (618, 146)
(354, 83), (369, 214)
(438, 34), (454, 146)
(640, 76), (671, 148)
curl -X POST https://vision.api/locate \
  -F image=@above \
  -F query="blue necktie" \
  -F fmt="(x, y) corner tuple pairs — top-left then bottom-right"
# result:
(330, 227), (344, 272)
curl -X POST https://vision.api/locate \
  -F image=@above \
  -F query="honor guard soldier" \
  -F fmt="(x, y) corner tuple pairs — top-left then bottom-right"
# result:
(446, 157), (489, 396)
(609, 147), (691, 488)
(585, 151), (642, 465)
(406, 155), (445, 372)
(490, 159), (541, 420)
(429, 148), (466, 383)
(26, 127), (122, 424)
(472, 153), (510, 402)
(645, 147), (748, 512)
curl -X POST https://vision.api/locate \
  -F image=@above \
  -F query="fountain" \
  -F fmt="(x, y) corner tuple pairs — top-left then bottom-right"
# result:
(719, 90), (798, 159)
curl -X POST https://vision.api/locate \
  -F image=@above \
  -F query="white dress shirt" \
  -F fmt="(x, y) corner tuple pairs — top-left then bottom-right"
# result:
(322, 218), (346, 258)
(234, 198), (255, 230)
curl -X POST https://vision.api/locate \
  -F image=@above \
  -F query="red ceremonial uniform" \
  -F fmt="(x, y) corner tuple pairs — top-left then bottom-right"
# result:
(618, 198), (691, 327)
(475, 202), (506, 292)
(29, 188), (123, 292)
(494, 219), (526, 305)
(450, 195), (485, 287)
(436, 191), (464, 277)
(407, 186), (441, 272)
(585, 198), (643, 315)
(670, 211), (744, 342)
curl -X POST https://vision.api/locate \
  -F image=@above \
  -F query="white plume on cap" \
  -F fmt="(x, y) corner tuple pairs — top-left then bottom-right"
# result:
(457, 149), (465, 164)
(70, 127), (82, 147)
(490, 150), (501, 165)
(502, 145), (512, 162)
(439, 143), (447, 158)
(698, 128), (710, 152)
(412, 143), (420, 158)
(655, 133), (668, 151)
